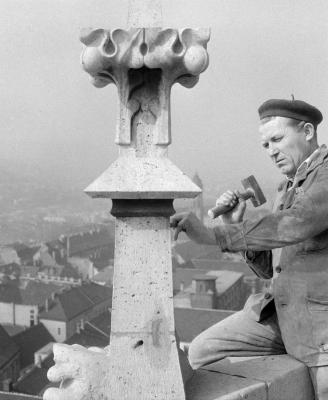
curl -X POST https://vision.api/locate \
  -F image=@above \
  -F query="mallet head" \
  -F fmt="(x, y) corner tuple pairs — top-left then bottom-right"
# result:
(241, 175), (266, 207)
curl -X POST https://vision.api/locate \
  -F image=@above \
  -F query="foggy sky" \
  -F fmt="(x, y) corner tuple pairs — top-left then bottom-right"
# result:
(1, 0), (328, 195)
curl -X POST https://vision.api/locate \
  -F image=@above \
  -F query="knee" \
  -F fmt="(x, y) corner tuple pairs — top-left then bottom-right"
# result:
(188, 332), (228, 370)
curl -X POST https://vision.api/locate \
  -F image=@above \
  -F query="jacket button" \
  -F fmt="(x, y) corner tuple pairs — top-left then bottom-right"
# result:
(264, 293), (272, 299)
(275, 266), (282, 273)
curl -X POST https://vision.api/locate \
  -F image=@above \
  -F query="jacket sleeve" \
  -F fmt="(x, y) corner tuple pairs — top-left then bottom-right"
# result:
(214, 164), (328, 252)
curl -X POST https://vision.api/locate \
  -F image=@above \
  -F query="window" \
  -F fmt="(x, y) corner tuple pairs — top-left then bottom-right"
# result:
(57, 327), (61, 335)
(30, 309), (35, 327)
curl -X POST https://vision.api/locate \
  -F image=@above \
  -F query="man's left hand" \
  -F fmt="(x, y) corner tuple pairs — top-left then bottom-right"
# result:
(170, 212), (217, 245)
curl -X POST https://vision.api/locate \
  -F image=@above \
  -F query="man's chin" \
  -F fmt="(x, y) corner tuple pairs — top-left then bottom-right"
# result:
(278, 165), (292, 176)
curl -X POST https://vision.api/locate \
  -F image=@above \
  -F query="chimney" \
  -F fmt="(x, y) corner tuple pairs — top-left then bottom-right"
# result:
(179, 281), (184, 292)
(80, 318), (85, 330)
(45, 298), (49, 312)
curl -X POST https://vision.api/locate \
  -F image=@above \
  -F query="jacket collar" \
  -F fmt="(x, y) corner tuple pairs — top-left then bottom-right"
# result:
(290, 144), (328, 188)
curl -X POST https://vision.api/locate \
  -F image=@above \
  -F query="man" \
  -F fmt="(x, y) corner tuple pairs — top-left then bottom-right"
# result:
(171, 98), (328, 399)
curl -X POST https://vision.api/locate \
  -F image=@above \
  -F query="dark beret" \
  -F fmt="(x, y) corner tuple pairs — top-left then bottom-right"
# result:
(258, 98), (323, 125)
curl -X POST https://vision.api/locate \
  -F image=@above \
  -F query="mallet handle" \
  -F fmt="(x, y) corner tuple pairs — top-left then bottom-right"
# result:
(208, 188), (254, 219)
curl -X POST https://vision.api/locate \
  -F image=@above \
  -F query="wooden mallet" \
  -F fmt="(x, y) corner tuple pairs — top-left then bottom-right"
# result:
(208, 175), (266, 219)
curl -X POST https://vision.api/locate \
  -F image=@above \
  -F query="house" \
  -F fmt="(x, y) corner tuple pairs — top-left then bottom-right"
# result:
(173, 268), (207, 294)
(0, 280), (60, 327)
(174, 269), (247, 311)
(65, 310), (111, 348)
(46, 226), (114, 268)
(12, 354), (55, 397)
(0, 248), (20, 267)
(9, 245), (40, 267)
(39, 282), (112, 342)
(0, 264), (20, 281)
(12, 324), (54, 370)
(0, 325), (20, 390)
(191, 259), (268, 296)
(67, 256), (95, 280)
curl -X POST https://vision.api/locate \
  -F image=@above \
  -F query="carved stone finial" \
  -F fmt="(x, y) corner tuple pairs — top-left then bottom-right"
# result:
(45, 11), (210, 399)
(80, 28), (209, 148)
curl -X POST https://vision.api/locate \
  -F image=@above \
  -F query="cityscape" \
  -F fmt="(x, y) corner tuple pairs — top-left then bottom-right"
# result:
(0, 171), (271, 398)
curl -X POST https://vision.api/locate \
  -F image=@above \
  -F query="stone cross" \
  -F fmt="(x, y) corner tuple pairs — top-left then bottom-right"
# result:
(44, 2), (210, 399)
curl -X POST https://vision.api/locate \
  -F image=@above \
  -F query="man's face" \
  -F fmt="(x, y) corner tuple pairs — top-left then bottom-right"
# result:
(259, 117), (309, 177)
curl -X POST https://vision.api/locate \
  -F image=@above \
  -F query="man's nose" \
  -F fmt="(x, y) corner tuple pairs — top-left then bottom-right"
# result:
(268, 144), (278, 157)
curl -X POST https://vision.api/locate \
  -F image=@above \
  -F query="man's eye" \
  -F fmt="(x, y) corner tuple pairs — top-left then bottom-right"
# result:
(272, 137), (282, 142)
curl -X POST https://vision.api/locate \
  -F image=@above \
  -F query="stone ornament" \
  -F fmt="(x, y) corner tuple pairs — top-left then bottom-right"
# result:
(80, 28), (210, 88)
(44, 343), (110, 400)
(80, 28), (210, 147)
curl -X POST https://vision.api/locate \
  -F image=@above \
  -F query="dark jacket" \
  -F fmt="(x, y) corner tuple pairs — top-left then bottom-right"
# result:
(214, 145), (328, 367)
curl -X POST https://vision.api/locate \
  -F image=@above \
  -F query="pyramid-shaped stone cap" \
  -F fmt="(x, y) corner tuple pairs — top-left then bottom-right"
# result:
(85, 157), (201, 199)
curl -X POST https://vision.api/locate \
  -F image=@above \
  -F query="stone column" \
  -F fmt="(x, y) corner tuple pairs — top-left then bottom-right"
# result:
(44, 22), (210, 400)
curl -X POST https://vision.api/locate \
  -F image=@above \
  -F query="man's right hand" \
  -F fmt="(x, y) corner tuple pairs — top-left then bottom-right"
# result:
(170, 212), (216, 244)
(216, 190), (246, 224)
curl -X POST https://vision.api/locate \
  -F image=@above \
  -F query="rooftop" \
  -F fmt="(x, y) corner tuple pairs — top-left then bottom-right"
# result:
(175, 308), (235, 344)
(39, 282), (112, 321)
(0, 393), (41, 400)
(12, 324), (54, 369)
(0, 325), (19, 369)
(0, 279), (59, 306)
(13, 355), (55, 397)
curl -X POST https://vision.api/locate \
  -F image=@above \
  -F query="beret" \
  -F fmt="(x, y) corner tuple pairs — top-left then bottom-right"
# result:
(258, 98), (323, 125)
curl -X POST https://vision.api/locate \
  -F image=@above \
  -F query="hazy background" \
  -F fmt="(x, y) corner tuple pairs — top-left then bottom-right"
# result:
(1, 0), (328, 198)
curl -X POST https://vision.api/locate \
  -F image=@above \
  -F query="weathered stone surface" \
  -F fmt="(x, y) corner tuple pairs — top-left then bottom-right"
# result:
(186, 369), (267, 400)
(127, 0), (162, 28)
(45, 3), (210, 398)
(44, 218), (186, 400)
(85, 157), (201, 199)
(203, 355), (315, 400)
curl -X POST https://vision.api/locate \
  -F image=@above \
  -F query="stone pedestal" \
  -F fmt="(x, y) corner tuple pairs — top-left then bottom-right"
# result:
(44, 26), (210, 400)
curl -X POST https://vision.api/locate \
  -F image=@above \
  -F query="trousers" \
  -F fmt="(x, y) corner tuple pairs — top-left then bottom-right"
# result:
(188, 310), (328, 400)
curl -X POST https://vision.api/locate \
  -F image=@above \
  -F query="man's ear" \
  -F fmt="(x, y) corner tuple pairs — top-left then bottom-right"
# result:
(304, 123), (316, 141)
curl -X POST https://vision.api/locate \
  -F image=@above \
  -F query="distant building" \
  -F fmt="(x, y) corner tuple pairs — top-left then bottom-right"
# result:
(0, 280), (59, 327)
(39, 282), (112, 342)
(46, 226), (114, 269)
(173, 240), (222, 265)
(92, 266), (114, 287)
(9, 244), (40, 267)
(0, 248), (20, 267)
(10, 311), (111, 398)
(12, 353), (55, 398)
(12, 324), (54, 370)
(0, 325), (20, 391)
(67, 257), (95, 280)
(0, 264), (20, 281)
(174, 269), (247, 311)
(65, 310), (111, 348)
(191, 258), (267, 296)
